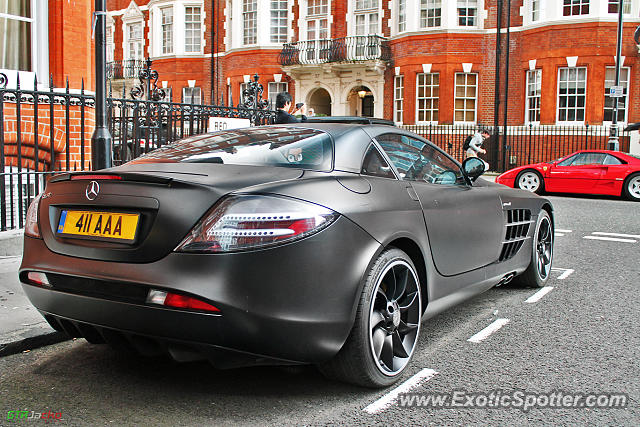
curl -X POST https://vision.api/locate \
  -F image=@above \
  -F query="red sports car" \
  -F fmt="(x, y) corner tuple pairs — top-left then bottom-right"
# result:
(496, 150), (640, 201)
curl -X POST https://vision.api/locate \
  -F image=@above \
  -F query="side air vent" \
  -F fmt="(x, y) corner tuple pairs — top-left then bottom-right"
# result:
(499, 209), (532, 262)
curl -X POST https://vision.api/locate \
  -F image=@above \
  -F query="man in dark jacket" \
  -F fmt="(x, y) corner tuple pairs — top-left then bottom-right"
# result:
(274, 92), (307, 124)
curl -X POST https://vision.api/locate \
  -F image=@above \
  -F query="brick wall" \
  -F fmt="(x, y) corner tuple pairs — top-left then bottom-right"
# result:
(3, 103), (94, 172)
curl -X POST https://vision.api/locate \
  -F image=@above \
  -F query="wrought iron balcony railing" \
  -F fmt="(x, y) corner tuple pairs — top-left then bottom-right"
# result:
(279, 35), (391, 66)
(106, 60), (146, 80)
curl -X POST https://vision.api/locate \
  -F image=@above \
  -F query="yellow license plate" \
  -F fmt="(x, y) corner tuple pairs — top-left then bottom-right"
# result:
(57, 210), (140, 243)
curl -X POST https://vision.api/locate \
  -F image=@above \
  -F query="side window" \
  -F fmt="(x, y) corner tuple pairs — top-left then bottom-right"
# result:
(603, 154), (623, 165)
(572, 153), (607, 166)
(376, 133), (465, 185)
(361, 144), (396, 179)
(557, 153), (578, 166)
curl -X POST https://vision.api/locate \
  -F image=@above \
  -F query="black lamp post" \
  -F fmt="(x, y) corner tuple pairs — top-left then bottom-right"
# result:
(91, 0), (113, 170)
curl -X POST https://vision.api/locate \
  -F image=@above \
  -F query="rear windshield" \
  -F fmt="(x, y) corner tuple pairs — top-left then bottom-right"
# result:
(129, 127), (333, 171)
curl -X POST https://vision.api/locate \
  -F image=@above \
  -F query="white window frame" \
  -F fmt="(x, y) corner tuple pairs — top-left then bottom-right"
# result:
(608, 0), (631, 15)
(124, 21), (144, 60)
(531, 0), (540, 21)
(563, 0), (589, 17)
(603, 66), (629, 125)
(240, 82), (249, 104)
(416, 73), (440, 124)
(353, 0), (380, 36)
(397, 0), (406, 32)
(182, 86), (202, 104)
(525, 69), (541, 125)
(556, 66), (587, 124)
(184, 5), (202, 53)
(457, 0), (477, 27)
(394, 75), (404, 124)
(243, 0), (257, 45)
(161, 6), (174, 55)
(454, 72), (477, 124)
(421, 0), (442, 28)
(270, 0), (288, 43)
(268, 82), (288, 109)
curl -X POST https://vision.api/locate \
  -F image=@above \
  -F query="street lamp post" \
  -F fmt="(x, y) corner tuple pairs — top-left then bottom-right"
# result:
(608, 0), (625, 151)
(91, 0), (113, 170)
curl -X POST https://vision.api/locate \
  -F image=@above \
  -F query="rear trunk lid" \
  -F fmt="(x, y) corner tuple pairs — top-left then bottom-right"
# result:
(38, 163), (303, 263)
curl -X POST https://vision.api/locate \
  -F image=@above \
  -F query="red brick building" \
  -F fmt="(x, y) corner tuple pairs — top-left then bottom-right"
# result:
(105, 0), (640, 127)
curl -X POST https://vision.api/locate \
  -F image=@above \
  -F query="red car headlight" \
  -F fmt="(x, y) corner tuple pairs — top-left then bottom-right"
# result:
(175, 195), (339, 253)
(25, 193), (43, 238)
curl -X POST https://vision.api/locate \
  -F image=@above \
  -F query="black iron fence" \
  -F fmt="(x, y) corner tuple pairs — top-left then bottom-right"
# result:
(403, 124), (632, 172)
(279, 35), (391, 66)
(0, 73), (276, 230)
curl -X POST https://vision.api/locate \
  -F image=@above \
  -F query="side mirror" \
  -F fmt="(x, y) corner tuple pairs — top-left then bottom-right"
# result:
(462, 157), (485, 182)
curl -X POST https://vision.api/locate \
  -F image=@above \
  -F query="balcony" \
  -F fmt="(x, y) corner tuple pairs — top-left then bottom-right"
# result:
(279, 35), (391, 67)
(106, 60), (146, 80)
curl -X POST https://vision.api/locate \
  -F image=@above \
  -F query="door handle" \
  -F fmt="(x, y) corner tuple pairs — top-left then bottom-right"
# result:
(406, 185), (419, 201)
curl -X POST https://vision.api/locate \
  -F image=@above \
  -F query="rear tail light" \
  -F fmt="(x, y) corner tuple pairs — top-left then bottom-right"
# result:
(146, 289), (220, 313)
(175, 195), (339, 253)
(25, 193), (43, 238)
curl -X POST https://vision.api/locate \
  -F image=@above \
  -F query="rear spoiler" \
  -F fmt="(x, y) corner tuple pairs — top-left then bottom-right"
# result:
(50, 172), (173, 185)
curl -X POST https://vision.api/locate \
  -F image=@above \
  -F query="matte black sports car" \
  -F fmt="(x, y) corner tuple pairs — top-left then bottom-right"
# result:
(20, 122), (554, 387)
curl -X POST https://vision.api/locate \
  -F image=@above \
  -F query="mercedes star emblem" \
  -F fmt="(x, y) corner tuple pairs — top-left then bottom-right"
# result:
(85, 181), (100, 200)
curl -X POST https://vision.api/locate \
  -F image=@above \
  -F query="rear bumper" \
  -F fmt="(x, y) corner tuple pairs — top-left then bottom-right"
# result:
(20, 216), (382, 365)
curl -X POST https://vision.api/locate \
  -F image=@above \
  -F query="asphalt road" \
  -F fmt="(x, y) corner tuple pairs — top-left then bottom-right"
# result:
(1, 194), (639, 426)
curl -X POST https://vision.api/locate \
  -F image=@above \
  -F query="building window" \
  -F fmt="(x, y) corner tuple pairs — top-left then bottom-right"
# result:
(183, 87), (202, 104)
(161, 7), (173, 54)
(106, 26), (114, 63)
(127, 22), (144, 60)
(268, 82), (288, 109)
(604, 66), (629, 123)
(240, 82), (249, 104)
(563, 0), (589, 16)
(526, 69), (541, 124)
(397, 0), (406, 32)
(355, 0), (379, 36)
(557, 67), (586, 123)
(531, 0), (540, 21)
(243, 0), (257, 45)
(185, 6), (202, 53)
(270, 0), (288, 43)
(0, 2), (32, 71)
(457, 0), (477, 26)
(306, 0), (329, 61)
(394, 75), (404, 123)
(454, 73), (477, 123)
(608, 0), (631, 14)
(421, 0), (442, 28)
(417, 73), (439, 123)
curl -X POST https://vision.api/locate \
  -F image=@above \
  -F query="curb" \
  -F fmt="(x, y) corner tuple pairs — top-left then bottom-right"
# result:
(0, 229), (24, 257)
(0, 331), (69, 358)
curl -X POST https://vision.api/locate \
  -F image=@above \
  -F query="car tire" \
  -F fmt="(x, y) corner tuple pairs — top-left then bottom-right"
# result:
(516, 170), (544, 194)
(513, 210), (553, 288)
(318, 248), (422, 388)
(622, 173), (640, 201)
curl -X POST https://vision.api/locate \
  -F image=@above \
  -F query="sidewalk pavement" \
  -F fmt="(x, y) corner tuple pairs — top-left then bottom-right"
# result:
(0, 173), (499, 358)
(0, 233), (66, 357)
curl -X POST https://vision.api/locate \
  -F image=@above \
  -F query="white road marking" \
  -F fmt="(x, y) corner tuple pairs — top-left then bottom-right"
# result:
(583, 236), (637, 243)
(555, 229), (572, 233)
(363, 368), (438, 414)
(551, 268), (574, 280)
(592, 231), (640, 239)
(467, 319), (510, 343)
(555, 233), (565, 237)
(525, 286), (554, 303)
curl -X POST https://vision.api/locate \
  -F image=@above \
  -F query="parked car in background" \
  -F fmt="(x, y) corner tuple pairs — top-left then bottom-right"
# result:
(20, 121), (554, 388)
(496, 150), (640, 202)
